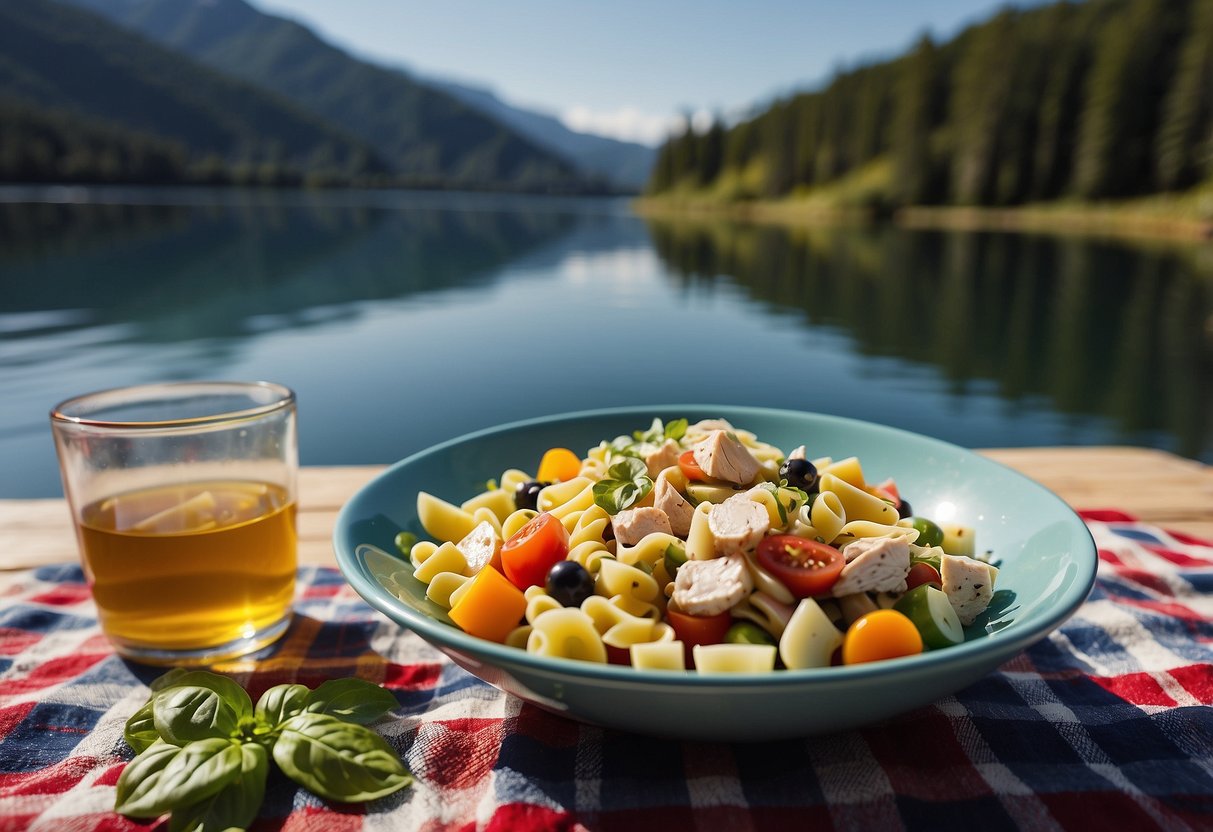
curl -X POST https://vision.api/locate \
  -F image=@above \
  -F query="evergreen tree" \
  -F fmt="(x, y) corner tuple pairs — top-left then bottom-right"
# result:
(1155, 0), (1213, 190)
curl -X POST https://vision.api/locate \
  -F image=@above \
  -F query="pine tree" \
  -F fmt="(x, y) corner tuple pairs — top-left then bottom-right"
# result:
(1155, 0), (1213, 190)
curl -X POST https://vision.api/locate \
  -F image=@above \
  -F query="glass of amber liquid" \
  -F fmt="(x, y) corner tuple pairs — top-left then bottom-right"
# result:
(50, 381), (298, 666)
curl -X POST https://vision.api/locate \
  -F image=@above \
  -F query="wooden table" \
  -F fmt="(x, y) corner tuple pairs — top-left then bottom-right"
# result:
(3, 447), (1212, 570)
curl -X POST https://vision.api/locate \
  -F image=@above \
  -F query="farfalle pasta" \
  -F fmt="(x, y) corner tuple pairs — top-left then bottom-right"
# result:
(404, 418), (998, 672)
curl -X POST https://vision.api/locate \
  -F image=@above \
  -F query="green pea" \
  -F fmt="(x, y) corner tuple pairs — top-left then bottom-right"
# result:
(724, 622), (778, 647)
(911, 517), (944, 548)
(394, 531), (418, 557)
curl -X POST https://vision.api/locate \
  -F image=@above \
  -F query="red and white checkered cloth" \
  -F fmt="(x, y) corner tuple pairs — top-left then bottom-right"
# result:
(1, 510), (1210, 831)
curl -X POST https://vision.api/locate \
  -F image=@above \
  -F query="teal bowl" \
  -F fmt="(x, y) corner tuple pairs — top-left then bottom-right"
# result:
(334, 406), (1097, 741)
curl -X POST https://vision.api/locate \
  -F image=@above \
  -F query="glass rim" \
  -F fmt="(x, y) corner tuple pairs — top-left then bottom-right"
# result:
(49, 381), (295, 430)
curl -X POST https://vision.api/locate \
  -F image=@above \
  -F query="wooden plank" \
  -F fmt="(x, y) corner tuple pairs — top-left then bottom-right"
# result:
(2, 448), (1209, 571)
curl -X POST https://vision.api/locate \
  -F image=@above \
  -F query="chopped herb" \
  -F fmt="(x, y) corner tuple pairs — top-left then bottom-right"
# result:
(592, 457), (653, 515)
(663, 418), (688, 441)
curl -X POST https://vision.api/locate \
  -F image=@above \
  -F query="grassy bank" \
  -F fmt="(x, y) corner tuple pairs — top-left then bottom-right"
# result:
(636, 169), (1213, 243)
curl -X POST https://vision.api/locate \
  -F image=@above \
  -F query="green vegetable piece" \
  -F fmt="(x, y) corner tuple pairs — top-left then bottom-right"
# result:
(911, 517), (945, 549)
(664, 542), (688, 578)
(894, 584), (964, 649)
(154, 686), (241, 746)
(153, 671), (254, 720)
(394, 531), (418, 557)
(168, 742), (267, 832)
(303, 678), (398, 725)
(124, 699), (160, 754)
(254, 684), (310, 727)
(592, 457), (653, 515)
(273, 713), (412, 802)
(724, 622), (778, 647)
(664, 418), (688, 441)
(116, 738), (242, 818)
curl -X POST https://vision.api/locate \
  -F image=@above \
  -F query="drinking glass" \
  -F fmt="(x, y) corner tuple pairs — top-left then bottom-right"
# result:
(50, 381), (298, 665)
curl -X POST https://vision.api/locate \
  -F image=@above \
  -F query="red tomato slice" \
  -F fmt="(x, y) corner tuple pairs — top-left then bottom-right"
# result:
(755, 535), (845, 598)
(501, 512), (569, 590)
(667, 607), (731, 667)
(678, 449), (707, 481)
(874, 478), (900, 503)
(905, 562), (942, 590)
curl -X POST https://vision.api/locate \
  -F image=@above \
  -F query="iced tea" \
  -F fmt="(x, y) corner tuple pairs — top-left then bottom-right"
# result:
(77, 480), (296, 652)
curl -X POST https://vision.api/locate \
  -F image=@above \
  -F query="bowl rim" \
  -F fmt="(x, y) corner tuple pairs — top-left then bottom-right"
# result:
(334, 404), (1098, 688)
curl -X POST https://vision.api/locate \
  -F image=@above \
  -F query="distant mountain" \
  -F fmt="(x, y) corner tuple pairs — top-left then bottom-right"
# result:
(62, 0), (598, 192)
(0, 0), (384, 180)
(425, 77), (656, 192)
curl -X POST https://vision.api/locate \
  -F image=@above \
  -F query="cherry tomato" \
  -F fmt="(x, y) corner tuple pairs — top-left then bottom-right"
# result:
(872, 478), (900, 504)
(754, 535), (845, 598)
(667, 608), (731, 666)
(678, 449), (707, 481)
(842, 610), (923, 665)
(500, 512), (569, 589)
(906, 562), (942, 591)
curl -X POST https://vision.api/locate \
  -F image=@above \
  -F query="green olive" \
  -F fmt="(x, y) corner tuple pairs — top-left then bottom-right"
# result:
(724, 621), (778, 647)
(911, 517), (945, 548)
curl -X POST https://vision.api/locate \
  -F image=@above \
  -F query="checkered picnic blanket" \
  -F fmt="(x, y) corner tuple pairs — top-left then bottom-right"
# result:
(0, 510), (1210, 831)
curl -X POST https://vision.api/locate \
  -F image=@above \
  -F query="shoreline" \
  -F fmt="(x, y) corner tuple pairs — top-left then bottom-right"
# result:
(634, 197), (1213, 244)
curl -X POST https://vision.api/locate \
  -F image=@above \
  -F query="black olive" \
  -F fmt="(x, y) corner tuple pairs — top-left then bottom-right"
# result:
(779, 457), (818, 492)
(514, 480), (549, 512)
(546, 560), (595, 608)
(898, 498), (913, 520)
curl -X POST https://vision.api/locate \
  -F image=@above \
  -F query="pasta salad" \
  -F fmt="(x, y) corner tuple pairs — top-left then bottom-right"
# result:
(403, 418), (998, 673)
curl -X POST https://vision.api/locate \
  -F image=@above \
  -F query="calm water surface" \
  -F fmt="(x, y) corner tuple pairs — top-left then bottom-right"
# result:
(3, 188), (1211, 498)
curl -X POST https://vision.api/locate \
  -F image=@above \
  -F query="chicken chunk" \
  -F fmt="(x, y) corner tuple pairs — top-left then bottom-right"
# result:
(643, 439), (683, 477)
(672, 552), (754, 616)
(653, 477), (694, 538)
(611, 506), (672, 546)
(692, 430), (761, 485)
(708, 495), (770, 555)
(830, 536), (911, 596)
(940, 554), (997, 626)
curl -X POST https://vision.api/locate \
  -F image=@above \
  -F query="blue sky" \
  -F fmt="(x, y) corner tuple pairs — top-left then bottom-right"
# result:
(259, 0), (1049, 145)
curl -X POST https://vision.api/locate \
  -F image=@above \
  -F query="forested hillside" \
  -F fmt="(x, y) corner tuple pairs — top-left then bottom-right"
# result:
(648, 0), (1213, 208)
(62, 0), (595, 192)
(0, 0), (384, 185)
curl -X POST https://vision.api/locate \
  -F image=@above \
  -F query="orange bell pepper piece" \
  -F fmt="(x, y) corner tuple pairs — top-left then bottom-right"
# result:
(448, 565), (528, 644)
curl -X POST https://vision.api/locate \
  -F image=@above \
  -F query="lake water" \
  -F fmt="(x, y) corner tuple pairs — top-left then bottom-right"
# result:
(3, 187), (1211, 498)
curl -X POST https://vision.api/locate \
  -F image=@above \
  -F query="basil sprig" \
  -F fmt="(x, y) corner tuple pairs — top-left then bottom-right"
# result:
(592, 457), (653, 515)
(116, 671), (410, 829)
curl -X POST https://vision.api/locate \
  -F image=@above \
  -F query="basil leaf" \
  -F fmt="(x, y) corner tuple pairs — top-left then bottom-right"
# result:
(304, 679), (397, 725)
(153, 671), (253, 720)
(115, 740), (182, 817)
(168, 742), (267, 832)
(664, 418), (688, 441)
(592, 457), (653, 515)
(117, 738), (241, 817)
(150, 668), (191, 693)
(124, 699), (160, 754)
(273, 713), (412, 802)
(255, 684), (309, 728)
(155, 686), (240, 745)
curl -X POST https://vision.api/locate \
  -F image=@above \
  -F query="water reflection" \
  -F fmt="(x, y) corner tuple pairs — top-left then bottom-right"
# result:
(645, 220), (1213, 460)
(2, 192), (1211, 498)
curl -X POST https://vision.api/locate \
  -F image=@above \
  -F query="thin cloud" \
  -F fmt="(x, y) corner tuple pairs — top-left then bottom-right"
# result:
(560, 106), (692, 147)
